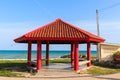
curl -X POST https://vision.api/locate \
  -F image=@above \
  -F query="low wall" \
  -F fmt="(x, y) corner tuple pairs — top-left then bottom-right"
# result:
(99, 43), (120, 61)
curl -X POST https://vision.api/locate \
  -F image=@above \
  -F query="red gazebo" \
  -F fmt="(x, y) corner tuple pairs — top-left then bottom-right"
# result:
(14, 18), (105, 71)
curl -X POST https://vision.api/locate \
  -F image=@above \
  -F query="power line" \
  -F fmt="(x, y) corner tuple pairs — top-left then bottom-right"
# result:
(99, 2), (120, 11)
(96, 2), (120, 40)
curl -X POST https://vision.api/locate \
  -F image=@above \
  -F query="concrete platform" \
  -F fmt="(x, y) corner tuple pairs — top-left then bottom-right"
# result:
(30, 63), (88, 78)
(42, 63), (87, 71)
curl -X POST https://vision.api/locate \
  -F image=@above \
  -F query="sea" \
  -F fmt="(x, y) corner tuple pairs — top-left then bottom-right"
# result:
(0, 50), (97, 59)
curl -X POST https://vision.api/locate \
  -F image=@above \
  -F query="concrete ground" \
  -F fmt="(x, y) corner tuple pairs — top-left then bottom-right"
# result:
(0, 73), (120, 80)
(0, 63), (120, 80)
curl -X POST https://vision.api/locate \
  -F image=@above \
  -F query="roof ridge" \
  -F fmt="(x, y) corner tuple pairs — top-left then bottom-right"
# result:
(59, 19), (93, 37)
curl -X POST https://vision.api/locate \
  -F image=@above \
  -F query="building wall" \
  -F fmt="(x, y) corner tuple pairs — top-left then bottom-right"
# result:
(100, 43), (120, 61)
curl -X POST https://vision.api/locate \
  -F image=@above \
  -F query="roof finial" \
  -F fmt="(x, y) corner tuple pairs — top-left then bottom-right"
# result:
(56, 18), (62, 21)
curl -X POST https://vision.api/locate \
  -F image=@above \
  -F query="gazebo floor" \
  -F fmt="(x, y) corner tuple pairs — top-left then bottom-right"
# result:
(42, 63), (87, 71)
(30, 63), (89, 78)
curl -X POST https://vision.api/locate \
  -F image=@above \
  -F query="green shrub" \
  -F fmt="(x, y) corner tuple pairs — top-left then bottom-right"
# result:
(114, 51), (120, 55)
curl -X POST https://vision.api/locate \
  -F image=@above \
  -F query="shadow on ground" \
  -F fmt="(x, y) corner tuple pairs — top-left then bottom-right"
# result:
(0, 62), (28, 72)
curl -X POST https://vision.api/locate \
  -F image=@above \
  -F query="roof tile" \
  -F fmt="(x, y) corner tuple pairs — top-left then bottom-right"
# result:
(14, 18), (105, 43)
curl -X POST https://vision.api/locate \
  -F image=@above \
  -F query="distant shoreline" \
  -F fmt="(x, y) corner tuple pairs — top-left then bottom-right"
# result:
(0, 50), (97, 59)
(0, 58), (63, 60)
(0, 59), (27, 60)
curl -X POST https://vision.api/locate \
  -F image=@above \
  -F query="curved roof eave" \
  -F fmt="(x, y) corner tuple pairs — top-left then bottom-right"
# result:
(14, 18), (105, 43)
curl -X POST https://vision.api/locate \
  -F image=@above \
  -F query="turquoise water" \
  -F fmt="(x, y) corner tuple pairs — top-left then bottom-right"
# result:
(0, 50), (97, 59)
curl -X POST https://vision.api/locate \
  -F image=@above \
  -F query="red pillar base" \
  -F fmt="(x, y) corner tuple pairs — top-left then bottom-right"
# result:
(87, 62), (91, 67)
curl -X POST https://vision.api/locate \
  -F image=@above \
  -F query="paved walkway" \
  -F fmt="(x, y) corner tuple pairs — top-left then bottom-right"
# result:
(0, 73), (120, 80)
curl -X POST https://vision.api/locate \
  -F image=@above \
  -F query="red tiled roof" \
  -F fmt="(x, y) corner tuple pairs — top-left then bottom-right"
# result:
(14, 18), (105, 43)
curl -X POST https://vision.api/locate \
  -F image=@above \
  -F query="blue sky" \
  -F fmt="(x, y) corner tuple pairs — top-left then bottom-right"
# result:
(0, 0), (120, 50)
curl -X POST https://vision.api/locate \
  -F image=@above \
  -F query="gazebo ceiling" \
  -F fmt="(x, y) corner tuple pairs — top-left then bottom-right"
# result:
(14, 18), (105, 44)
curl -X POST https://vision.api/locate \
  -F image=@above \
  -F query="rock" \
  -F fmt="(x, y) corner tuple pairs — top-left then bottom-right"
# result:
(116, 64), (120, 68)
(60, 54), (71, 58)
(60, 54), (85, 58)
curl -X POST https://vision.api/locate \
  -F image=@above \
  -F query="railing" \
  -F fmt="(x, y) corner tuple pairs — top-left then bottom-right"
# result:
(79, 60), (90, 65)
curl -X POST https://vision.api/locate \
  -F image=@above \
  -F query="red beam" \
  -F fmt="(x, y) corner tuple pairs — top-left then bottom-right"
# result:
(71, 43), (74, 68)
(27, 41), (32, 66)
(37, 41), (42, 71)
(87, 41), (91, 67)
(46, 41), (49, 66)
(74, 42), (79, 71)
(26, 37), (90, 41)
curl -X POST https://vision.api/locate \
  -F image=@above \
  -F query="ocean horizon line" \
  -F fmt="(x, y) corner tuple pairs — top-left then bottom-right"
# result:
(0, 50), (97, 51)
(0, 50), (97, 59)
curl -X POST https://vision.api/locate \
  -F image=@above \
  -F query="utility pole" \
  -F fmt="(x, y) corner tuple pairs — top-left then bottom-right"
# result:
(96, 9), (100, 36)
(96, 9), (100, 61)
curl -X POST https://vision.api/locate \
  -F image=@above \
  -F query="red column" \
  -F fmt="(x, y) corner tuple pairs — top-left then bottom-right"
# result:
(46, 41), (49, 66)
(71, 43), (74, 68)
(37, 41), (42, 71)
(87, 41), (91, 67)
(27, 41), (32, 66)
(74, 45), (76, 70)
(74, 42), (79, 71)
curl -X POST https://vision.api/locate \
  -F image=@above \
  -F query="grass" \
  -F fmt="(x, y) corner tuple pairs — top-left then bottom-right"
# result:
(88, 66), (120, 76)
(0, 60), (26, 68)
(0, 60), (27, 77)
(0, 59), (71, 77)
(0, 70), (23, 77)
(49, 58), (71, 63)
(89, 59), (120, 75)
